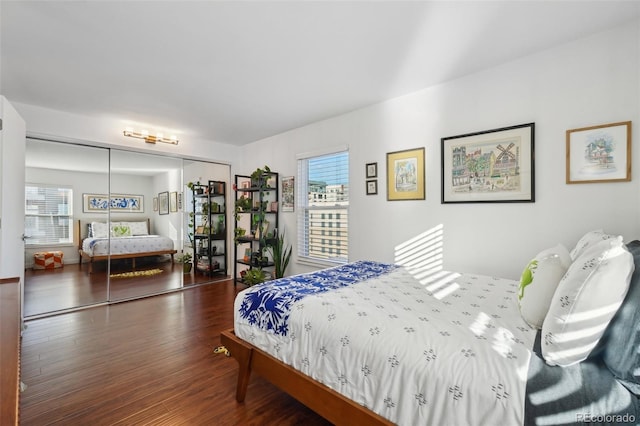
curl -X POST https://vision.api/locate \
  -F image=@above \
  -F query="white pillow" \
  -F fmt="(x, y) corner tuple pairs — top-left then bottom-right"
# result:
(91, 222), (109, 238)
(517, 244), (571, 329)
(126, 221), (149, 236)
(569, 229), (615, 260)
(542, 236), (634, 366)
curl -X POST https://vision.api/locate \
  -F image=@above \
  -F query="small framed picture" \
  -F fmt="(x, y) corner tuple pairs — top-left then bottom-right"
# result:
(170, 191), (178, 212)
(387, 147), (425, 201)
(153, 197), (158, 212)
(366, 180), (378, 195)
(566, 121), (631, 184)
(158, 191), (169, 215)
(366, 162), (378, 178)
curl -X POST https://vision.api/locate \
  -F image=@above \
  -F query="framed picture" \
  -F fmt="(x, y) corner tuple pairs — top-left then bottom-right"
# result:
(366, 180), (378, 195)
(386, 147), (425, 201)
(83, 193), (144, 213)
(153, 197), (158, 211)
(366, 162), (378, 178)
(158, 191), (169, 215)
(282, 176), (295, 212)
(441, 123), (535, 203)
(177, 192), (183, 210)
(170, 191), (178, 212)
(566, 121), (631, 184)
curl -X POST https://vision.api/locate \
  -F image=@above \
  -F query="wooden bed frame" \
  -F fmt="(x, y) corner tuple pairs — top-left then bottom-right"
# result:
(76, 219), (177, 274)
(220, 328), (393, 426)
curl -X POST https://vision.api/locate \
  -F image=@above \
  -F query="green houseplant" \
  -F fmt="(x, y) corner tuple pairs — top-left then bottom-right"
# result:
(176, 252), (193, 274)
(267, 230), (292, 278)
(250, 165), (272, 188)
(187, 181), (204, 194)
(243, 268), (266, 286)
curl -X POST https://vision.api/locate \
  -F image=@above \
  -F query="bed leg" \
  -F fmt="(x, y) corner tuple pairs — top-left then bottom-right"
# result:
(220, 330), (254, 403)
(235, 352), (252, 402)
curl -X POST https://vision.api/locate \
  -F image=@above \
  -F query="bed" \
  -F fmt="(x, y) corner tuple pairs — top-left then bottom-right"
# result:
(77, 219), (177, 274)
(221, 233), (640, 425)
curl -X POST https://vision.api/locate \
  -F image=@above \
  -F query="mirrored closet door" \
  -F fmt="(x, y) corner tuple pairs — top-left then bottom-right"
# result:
(24, 138), (229, 318)
(25, 139), (111, 316)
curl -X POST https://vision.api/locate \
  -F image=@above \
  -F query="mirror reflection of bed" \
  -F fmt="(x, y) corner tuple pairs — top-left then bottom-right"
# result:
(24, 139), (231, 318)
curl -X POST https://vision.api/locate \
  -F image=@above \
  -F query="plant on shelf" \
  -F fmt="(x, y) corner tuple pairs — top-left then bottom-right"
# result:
(187, 181), (203, 194)
(234, 195), (252, 221)
(176, 252), (193, 274)
(187, 212), (195, 246)
(243, 268), (266, 286)
(250, 165), (272, 188)
(267, 230), (292, 279)
(234, 227), (246, 243)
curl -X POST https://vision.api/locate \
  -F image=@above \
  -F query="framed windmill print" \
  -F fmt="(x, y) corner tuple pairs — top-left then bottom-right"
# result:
(441, 123), (535, 203)
(566, 121), (631, 184)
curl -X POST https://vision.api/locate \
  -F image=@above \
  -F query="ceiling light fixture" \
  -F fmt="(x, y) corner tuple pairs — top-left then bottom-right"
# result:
(123, 128), (178, 145)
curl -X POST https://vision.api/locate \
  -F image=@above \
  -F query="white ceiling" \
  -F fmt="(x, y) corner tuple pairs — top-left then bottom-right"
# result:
(2, 1), (640, 147)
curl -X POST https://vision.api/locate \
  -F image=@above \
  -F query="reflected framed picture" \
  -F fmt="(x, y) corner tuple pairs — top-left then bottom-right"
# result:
(566, 121), (631, 184)
(441, 123), (535, 203)
(83, 193), (144, 213)
(158, 191), (169, 215)
(153, 197), (158, 212)
(170, 191), (178, 212)
(386, 147), (425, 201)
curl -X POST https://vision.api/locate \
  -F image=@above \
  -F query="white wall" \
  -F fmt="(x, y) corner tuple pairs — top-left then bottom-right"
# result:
(25, 167), (156, 266)
(12, 20), (640, 280)
(239, 20), (640, 279)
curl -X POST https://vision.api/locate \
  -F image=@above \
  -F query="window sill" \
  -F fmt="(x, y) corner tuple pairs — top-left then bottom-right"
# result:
(25, 243), (74, 249)
(296, 257), (346, 270)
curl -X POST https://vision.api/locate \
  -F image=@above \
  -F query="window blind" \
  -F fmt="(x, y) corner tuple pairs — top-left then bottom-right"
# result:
(297, 150), (349, 264)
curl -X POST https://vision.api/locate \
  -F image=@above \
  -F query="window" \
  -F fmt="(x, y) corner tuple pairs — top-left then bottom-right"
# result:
(297, 150), (349, 264)
(25, 184), (73, 245)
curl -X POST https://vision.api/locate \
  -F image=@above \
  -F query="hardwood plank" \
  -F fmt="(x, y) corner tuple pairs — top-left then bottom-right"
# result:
(20, 280), (331, 425)
(1, 277), (21, 426)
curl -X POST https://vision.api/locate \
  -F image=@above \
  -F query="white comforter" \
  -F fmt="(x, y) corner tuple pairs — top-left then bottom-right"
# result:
(234, 266), (536, 425)
(82, 235), (174, 256)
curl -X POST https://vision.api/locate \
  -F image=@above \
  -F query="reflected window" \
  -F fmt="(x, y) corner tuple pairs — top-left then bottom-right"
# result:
(25, 184), (73, 245)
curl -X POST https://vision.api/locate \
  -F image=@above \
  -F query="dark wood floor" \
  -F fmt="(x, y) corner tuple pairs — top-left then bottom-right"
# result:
(24, 257), (224, 318)
(20, 280), (331, 425)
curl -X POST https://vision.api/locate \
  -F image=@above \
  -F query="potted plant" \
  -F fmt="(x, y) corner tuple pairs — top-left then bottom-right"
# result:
(243, 268), (266, 286)
(267, 230), (292, 278)
(177, 252), (193, 274)
(234, 195), (252, 221)
(234, 227), (246, 243)
(250, 165), (271, 188)
(187, 181), (204, 194)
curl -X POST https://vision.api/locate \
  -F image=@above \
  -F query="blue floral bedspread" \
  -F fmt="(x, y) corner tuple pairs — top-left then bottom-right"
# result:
(238, 260), (398, 336)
